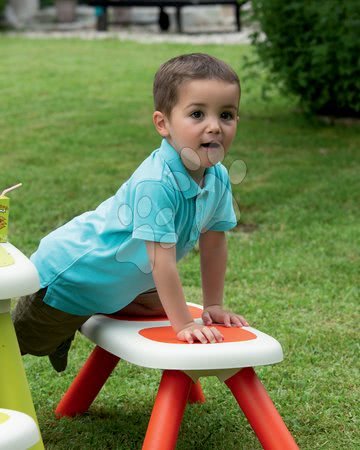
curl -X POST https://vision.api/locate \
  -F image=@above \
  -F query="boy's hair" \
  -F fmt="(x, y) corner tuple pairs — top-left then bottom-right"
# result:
(153, 53), (240, 116)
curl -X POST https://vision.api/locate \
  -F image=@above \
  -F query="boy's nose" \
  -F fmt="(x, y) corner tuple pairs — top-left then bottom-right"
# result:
(206, 118), (221, 134)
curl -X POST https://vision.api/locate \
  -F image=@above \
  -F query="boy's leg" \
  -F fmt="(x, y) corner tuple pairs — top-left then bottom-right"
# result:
(118, 288), (166, 317)
(12, 289), (90, 372)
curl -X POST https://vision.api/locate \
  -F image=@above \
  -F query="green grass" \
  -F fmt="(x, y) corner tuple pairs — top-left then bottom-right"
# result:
(1, 37), (359, 449)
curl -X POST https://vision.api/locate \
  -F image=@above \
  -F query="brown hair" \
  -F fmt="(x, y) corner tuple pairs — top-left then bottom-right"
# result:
(153, 53), (240, 116)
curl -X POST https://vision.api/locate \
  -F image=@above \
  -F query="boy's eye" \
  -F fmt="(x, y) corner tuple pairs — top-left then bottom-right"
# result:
(191, 111), (203, 119)
(221, 112), (234, 120)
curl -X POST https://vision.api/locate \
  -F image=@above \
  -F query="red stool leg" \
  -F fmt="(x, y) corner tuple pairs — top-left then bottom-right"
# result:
(188, 380), (206, 404)
(225, 367), (298, 450)
(142, 370), (192, 450)
(55, 346), (120, 417)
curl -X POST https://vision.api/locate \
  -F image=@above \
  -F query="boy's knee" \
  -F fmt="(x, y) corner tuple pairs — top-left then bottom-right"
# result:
(135, 289), (165, 313)
(121, 289), (166, 317)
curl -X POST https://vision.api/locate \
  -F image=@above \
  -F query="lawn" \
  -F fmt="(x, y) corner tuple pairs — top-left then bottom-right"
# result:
(1, 37), (359, 449)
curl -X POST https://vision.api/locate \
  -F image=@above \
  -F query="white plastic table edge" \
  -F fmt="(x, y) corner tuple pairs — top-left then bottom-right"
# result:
(0, 408), (40, 449)
(0, 243), (40, 302)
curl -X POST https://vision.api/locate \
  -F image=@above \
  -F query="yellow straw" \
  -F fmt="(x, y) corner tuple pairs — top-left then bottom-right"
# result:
(1, 183), (22, 197)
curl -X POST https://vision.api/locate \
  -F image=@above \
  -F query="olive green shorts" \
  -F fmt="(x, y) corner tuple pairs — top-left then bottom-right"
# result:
(12, 288), (91, 356)
(12, 287), (164, 357)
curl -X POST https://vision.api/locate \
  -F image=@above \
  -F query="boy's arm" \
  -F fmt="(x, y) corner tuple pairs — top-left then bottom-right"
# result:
(199, 230), (249, 327)
(146, 241), (223, 343)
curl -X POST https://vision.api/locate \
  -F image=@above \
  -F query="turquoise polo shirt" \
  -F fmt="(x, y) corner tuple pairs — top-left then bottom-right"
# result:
(31, 139), (237, 315)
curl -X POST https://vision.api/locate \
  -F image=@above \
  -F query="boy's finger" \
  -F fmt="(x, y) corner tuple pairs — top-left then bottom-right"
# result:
(210, 327), (224, 342)
(202, 312), (212, 325)
(237, 315), (249, 326)
(224, 313), (232, 327)
(193, 329), (208, 344)
(184, 331), (194, 344)
(202, 327), (216, 343)
(230, 315), (243, 327)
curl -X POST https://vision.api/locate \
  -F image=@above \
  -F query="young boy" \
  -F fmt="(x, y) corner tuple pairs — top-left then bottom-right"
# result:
(13, 53), (248, 372)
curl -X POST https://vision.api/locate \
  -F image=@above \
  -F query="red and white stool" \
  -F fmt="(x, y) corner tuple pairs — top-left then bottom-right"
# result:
(55, 303), (298, 450)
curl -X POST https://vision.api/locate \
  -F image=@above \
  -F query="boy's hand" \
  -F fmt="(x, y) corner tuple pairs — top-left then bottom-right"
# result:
(202, 305), (249, 328)
(177, 322), (224, 344)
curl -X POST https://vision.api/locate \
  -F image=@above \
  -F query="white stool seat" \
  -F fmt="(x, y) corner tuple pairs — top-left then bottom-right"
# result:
(0, 408), (40, 450)
(81, 303), (283, 371)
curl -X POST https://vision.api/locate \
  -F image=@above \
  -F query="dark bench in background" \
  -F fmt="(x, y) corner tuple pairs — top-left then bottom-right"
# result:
(85, 0), (248, 33)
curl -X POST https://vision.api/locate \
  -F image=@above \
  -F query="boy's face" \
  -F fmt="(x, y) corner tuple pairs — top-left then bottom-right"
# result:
(154, 79), (240, 174)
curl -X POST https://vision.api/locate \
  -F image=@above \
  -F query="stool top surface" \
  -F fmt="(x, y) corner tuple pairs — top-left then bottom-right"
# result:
(81, 303), (283, 370)
(0, 243), (40, 300)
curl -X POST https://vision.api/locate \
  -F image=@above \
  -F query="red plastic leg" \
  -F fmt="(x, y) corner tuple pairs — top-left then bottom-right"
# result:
(55, 346), (120, 417)
(188, 380), (206, 404)
(225, 367), (299, 450)
(142, 370), (192, 450)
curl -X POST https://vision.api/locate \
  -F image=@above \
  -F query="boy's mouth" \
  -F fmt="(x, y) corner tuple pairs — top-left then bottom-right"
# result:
(200, 142), (221, 150)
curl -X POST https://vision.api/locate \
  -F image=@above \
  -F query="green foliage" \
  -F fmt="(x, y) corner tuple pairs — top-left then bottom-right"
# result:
(0, 0), (6, 18)
(40, 0), (55, 7)
(251, 0), (360, 117)
(40, 1), (86, 7)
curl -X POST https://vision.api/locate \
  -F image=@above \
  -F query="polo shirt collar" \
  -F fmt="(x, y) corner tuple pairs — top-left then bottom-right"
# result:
(158, 139), (216, 199)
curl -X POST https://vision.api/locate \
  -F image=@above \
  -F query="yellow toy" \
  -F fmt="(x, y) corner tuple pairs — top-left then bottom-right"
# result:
(0, 184), (44, 449)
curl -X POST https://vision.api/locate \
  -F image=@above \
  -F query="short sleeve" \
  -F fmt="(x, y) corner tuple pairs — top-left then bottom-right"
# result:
(207, 172), (237, 232)
(132, 181), (177, 243)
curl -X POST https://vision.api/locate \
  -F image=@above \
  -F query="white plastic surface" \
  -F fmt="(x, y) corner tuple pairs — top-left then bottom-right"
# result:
(81, 303), (283, 371)
(0, 408), (39, 450)
(0, 243), (40, 300)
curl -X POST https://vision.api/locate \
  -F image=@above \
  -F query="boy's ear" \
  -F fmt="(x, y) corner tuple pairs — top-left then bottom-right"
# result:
(153, 111), (170, 137)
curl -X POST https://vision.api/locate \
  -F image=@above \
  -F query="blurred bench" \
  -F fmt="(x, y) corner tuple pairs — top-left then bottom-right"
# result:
(85, 0), (248, 33)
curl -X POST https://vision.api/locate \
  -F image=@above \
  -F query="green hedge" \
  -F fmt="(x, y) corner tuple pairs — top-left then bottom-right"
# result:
(0, 0), (6, 18)
(251, 0), (360, 117)
(40, 0), (54, 6)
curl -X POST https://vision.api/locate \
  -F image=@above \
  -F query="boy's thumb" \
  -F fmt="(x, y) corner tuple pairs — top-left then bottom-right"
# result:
(202, 312), (212, 325)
